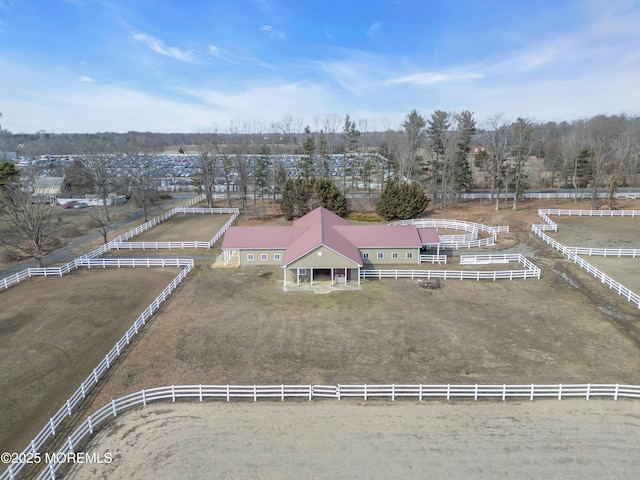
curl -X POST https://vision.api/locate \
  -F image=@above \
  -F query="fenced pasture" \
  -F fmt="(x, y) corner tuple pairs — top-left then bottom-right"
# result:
(533, 209), (640, 308)
(3, 198), (640, 479)
(112, 208), (232, 250)
(549, 215), (639, 248)
(0, 266), (183, 457)
(78, 264), (640, 420)
(582, 256), (640, 293)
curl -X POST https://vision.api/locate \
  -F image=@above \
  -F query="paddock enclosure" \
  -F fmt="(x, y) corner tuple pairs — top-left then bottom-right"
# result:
(2, 197), (640, 480)
(131, 212), (231, 243)
(0, 267), (180, 455)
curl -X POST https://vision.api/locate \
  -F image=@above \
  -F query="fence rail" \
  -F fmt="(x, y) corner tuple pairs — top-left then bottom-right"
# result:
(419, 255), (447, 264)
(7, 382), (637, 480)
(0, 195), (239, 291)
(532, 209), (640, 308)
(0, 260), (194, 480)
(109, 204), (240, 250)
(362, 254), (539, 281)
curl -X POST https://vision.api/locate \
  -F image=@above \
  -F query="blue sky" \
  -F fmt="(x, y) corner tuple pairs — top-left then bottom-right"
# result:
(0, 0), (639, 133)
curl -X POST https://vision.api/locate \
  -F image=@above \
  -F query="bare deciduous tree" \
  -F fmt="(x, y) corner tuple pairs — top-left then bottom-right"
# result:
(0, 186), (62, 267)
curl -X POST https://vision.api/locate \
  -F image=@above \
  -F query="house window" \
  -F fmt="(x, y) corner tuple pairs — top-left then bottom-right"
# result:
(362, 252), (369, 259)
(392, 252), (399, 259)
(247, 254), (255, 261)
(274, 253), (282, 261)
(299, 268), (307, 275)
(406, 252), (414, 259)
(261, 253), (268, 261)
(377, 252), (384, 259)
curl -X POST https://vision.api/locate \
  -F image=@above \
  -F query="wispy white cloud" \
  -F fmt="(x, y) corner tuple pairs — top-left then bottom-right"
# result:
(367, 21), (383, 43)
(260, 25), (286, 39)
(79, 76), (93, 82)
(207, 44), (241, 65)
(388, 71), (484, 86)
(133, 33), (196, 62)
(207, 44), (275, 69)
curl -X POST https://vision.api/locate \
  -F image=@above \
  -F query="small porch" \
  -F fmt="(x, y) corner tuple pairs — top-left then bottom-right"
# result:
(283, 266), (361, 292)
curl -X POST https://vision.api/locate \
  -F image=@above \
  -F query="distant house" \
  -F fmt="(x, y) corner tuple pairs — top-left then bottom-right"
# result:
(31, 176), (69, 204)
(221, 207), (441, 288)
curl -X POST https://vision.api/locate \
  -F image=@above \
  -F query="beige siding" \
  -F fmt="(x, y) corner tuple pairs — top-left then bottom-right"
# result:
(359, 248), (420, 266)
(287, 245), (359, 269)
(240, 249), (286, 266)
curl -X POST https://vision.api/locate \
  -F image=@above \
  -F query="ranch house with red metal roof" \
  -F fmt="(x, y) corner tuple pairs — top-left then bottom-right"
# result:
(221, 207), (441, 289)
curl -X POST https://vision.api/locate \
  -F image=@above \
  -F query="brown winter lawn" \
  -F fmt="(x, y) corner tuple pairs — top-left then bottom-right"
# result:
(2, 198), (640, 476)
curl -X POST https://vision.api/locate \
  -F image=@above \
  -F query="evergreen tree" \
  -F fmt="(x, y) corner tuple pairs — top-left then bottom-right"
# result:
(376, 179), (430, 220)
(280, 177), (347, 220)
(0, 161), (19, 189)
(454, 111), (477, 191)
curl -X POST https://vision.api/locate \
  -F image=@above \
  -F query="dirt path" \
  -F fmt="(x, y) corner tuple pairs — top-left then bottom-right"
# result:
(64, 400), (640, 480)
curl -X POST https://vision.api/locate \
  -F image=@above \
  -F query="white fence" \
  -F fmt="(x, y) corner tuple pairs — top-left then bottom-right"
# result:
(389, 218), (509, 249)
(532, 209), (640, 308)
(362, 254), (539, 281)
(419, 255), (447, 264)
(0, 196), (240, 291)
(524, 191), (637, 200)
(12, 382), (639, 480)
(110, 205), (239, 250)
(0, 260), (194, 480)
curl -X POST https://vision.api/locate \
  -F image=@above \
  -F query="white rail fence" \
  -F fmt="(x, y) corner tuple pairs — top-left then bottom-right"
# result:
(532, 209), (640, 308)
(0, 260), (194, 480)
(455, 191), (637, 201)
(361, 254), (540, 281)
(390, 218), (509, 249)
(110, 206), (239, 250)
(524, 191), (637, 200)
(9, 382), (638, 480)
(0, 196), (239, 291)
(419, 255), (447, 264)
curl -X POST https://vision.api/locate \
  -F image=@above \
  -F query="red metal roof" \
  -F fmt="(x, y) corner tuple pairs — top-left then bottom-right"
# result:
(417, 227), (442, 244)
(221, 207), (441, 266)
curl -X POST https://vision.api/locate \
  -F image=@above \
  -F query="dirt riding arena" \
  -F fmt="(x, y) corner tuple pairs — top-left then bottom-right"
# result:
(133, 213), (231, 242)
(0, 268), (180, 455)
(64, 400), (640, 480)
(2, 200), (640, 479)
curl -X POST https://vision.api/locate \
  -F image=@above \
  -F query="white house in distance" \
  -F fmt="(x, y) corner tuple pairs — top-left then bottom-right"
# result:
(221, 207), (441, 289)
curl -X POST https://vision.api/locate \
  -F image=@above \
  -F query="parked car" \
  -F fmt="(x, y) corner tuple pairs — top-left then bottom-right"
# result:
(73, 202), (89, 209)
(62, 200), (78, 209)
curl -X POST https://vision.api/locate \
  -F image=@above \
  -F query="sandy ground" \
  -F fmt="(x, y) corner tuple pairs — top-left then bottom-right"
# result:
(64, 400), (640, 480)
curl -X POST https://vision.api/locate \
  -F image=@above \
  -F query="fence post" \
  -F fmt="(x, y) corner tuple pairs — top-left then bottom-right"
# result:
(614, 384), (619, 400)
(558, 384), (563, 400)
(530, 384), (534, 401)
(111, 399), (117, 417)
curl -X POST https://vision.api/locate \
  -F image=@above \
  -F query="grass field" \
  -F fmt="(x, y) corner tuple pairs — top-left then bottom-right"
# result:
(2, 197), (640, 477)
(0, 267), (180, 454)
